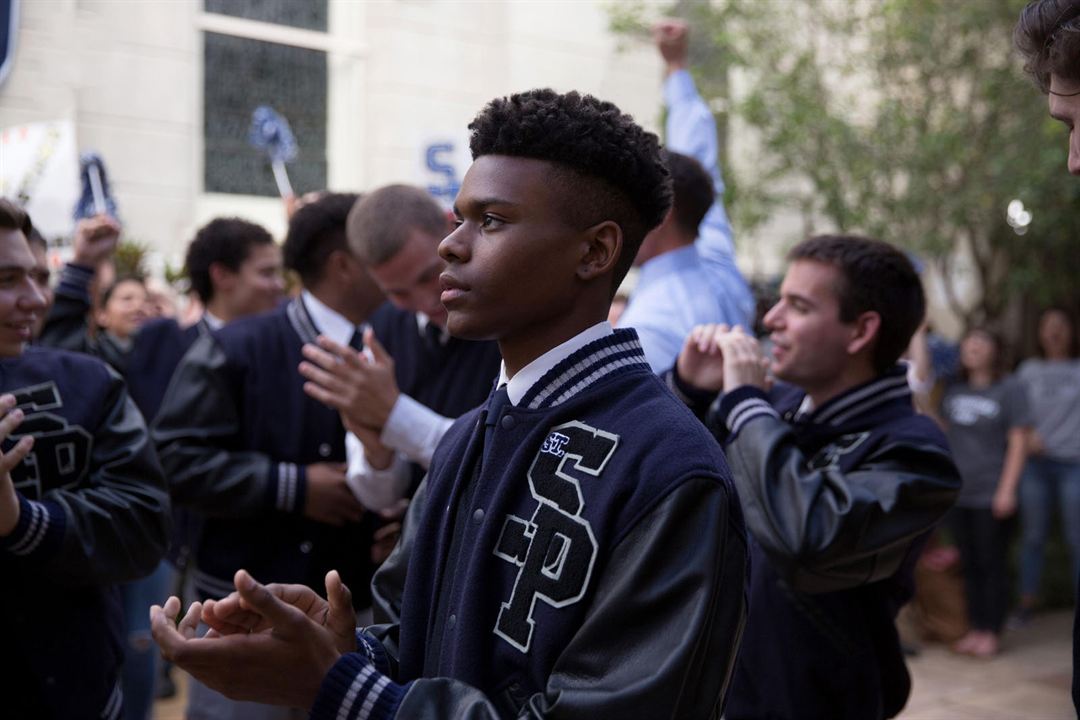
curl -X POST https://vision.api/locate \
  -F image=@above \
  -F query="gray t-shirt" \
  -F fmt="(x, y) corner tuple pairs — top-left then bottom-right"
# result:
(1017, 358), (1080, 462)
(942, 376), (1031, 507)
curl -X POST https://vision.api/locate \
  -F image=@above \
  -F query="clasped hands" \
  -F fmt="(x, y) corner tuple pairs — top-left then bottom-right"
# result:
(150, 569), (358, 709)
(300, 328), (398, 469)
(676, 324), (771, 394)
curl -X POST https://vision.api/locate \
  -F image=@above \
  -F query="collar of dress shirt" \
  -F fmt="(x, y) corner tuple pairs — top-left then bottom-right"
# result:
(301, 289), (356, 347)
(415, 312), (449, 345)
(202, 311), (225, 331)
(497, 321), (614, 406)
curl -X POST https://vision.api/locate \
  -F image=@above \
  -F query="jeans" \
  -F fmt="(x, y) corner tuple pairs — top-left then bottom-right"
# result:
(1019, 455), (1080, 599)
(121, 560), (173, 720)
(950, 507), (1013, 633)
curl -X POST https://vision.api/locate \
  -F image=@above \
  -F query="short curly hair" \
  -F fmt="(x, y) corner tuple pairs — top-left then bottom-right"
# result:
(283, 192), (360, 286)
(1015, 0), (1080, 92)
(185, 218), (274, 304)
(468, 89), (672, 291)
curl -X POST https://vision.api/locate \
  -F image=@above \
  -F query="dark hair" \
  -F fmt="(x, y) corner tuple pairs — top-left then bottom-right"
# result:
(957, 327), (1007, 383)
(185, 218), (274, 304)
(663, 150), (714, 238)
(284, 193), (360, 286)
(26, 227), (47, 252)
(347, 185), (447, 265)
(0, 198), (33, 237)
(100, 274), (146, 307)
(468, 88), (672, 292)
(788, 234), (925, 373)
(1015, 0), (1080, 92)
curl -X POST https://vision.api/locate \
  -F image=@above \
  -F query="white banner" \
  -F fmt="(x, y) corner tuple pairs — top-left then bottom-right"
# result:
(0, 120), (79, 239)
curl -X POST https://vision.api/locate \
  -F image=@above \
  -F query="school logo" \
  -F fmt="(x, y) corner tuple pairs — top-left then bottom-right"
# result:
(808, 431), (871, 470)
(3, 382), (92, 499)
(493, 421), (619, 653)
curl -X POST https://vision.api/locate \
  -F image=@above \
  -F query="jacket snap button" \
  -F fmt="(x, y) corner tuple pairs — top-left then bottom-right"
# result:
(318, 443), (331, 457)
(473, 508), (484, 524)
(299, 541), (313, 554)
(448, 614), (457, 630)
(500, 415), (515, 430)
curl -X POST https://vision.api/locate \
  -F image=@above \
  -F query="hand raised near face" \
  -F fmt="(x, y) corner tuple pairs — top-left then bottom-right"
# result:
(715, 326), (771, 394)
(652, 18), (689, 71)
(676, 323), (729, 393)
(300, 329), (400, 432)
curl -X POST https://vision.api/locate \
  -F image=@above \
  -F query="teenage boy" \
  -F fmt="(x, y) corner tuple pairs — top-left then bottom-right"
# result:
(300, 185), (501, 511)
(673, 235), (961, 719)
(0, 199), (170, 719)
(152, 89), (748, 719)
(153, 193), (385, 720)
(1014, 0), (1080, 709)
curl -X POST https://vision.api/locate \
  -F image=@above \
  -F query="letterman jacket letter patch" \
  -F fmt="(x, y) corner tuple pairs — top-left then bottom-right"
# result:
(493, 421), (619, 653)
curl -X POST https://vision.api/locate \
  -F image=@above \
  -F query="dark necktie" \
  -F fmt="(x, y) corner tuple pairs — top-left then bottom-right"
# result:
(482, 384), (511, 469)
(348, 327), (364, 352)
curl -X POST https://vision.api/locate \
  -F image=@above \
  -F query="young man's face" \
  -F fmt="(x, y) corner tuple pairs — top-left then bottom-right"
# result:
(0, 229), (48, 357)
(763, 260), (859, 392)
(1049, 74), (1080, 176)
(370, 228), (448, 327)
(28, 242), (53, 338)
(223, 242), (285, 318)
(440, 155), (590, 344)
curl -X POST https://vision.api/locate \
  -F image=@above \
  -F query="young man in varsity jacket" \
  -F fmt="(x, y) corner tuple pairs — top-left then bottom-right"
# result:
(672, 235), (961, 719)
(152, 89), (749, 718)
(0, 199), (170, 719)
(300, 184), (501, 512)
(152, 193), (386, 720)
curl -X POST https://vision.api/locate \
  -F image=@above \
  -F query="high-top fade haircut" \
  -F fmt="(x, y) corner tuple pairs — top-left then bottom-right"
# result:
(185, 218), (274, 304)
(789, 234), (925, 374)
(284, 192), (360, 286)
(1015, 0), (1080, 92)
(467, 89), (672, 294)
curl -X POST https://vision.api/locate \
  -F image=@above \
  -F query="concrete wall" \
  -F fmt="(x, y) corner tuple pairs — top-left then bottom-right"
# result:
(0, 0), (662, 267)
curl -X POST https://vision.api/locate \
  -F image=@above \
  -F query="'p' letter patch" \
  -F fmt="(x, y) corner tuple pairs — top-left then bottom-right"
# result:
(493, 421), (619, 653)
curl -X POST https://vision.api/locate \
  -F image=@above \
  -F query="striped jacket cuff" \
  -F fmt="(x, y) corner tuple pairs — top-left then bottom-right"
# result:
(0, 495), (65, 559)
(356, 629), (392, 675)
(270, 462), (306, 514)
(57, 263), (95, 304)
(310, 652), (408, 720)
(717, 386), (780, 439)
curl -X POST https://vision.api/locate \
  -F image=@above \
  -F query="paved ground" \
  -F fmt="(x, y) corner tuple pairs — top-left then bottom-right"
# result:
(153, 610), (1074, 719)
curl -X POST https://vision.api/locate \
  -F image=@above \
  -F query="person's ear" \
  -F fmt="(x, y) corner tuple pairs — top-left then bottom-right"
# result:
(846, 310), (881, 357)
(577, 221), (622, 281)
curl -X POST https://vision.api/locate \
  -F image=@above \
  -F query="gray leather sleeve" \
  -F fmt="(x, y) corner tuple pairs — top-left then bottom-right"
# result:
(152, 333), (275, 517)
(725, 415), (960, 594)
(48, 368), (171, 585)
(393, 476), (748, 719)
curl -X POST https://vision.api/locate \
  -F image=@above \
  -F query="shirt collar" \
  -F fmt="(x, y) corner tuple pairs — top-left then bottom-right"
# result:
(498, 321), (614, 406)
(301, 289), (355, 347)
(202, 311), (225, 331)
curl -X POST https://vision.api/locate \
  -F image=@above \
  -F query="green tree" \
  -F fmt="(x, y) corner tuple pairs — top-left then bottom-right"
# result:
(613, 0), (1080, 346)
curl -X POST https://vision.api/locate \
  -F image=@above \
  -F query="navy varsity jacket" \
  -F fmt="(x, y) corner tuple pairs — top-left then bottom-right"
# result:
(707, 368), (961, 720)
(0, 347), (170, 720)
(309, 329), (749, 719)
(152, 298), (378, 604)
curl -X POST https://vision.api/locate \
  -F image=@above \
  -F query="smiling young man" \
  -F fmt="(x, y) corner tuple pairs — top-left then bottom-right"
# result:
(0, 199), (170, 719)
(674, 234), (960, 720)
(152, 89), (748, 719)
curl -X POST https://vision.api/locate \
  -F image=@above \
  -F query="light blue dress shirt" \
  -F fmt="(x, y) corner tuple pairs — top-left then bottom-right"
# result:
(618, 69), (755, 373)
